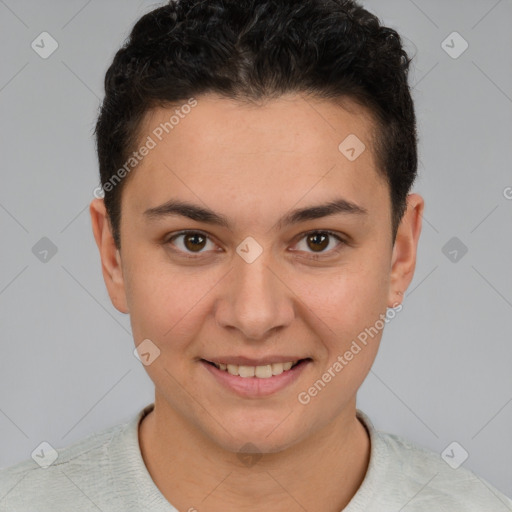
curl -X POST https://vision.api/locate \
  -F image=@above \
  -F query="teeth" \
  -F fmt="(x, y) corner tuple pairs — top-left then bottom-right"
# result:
(214, 360), (299, 378)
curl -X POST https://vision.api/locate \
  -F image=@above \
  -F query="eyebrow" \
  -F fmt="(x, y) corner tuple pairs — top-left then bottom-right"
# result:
(143, 197), (368, 230)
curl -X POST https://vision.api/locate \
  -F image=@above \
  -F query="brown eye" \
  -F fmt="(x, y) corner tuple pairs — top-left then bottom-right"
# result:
(306, 232), (329, 252)
(293, 230), (346, 257)
(166, 231), (216, 256)
(183, 232), (207, 252)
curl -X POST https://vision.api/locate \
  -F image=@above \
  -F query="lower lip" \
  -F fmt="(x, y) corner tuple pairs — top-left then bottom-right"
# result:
(201, 359), (311, 398)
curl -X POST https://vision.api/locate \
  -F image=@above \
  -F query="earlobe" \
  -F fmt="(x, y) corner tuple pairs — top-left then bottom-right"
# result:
(387, 193), (424, 308)
(89, 198), (129, 314)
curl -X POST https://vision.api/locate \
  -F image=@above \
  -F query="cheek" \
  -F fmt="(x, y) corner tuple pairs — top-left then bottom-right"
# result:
(293, 268), (387, 410)
(125, 258), (220, 348)
(125, 235), (390, 350)
(294, 259), (389, 338)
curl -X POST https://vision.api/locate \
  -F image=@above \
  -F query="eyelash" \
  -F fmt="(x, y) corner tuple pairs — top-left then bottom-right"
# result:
(164, 230), (347, 260)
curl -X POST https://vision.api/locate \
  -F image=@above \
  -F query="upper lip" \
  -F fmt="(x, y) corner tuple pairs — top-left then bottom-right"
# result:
(202, 356), (309, 366)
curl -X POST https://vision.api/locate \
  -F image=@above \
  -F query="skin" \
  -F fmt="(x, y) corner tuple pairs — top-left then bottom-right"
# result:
(90, 92), (423, 512)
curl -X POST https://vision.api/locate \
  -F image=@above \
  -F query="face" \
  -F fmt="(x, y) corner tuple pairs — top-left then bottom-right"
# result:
(91, 92), (423, 454)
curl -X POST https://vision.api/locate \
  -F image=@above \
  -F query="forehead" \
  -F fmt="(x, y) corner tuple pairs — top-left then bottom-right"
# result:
(140, 92), (377, 158)
(123, 93), (389, 227)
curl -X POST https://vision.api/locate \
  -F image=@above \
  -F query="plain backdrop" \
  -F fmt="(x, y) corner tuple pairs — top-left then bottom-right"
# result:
(0, 0), (511, 499)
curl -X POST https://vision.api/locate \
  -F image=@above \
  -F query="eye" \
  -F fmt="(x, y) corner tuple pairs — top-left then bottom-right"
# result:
(165, 229), (347, 260)
(292, 230), (346, 258)
(166, 230), (219, 257)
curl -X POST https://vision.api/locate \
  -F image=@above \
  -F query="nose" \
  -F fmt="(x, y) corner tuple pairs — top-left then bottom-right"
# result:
(214, 250), (295, 341)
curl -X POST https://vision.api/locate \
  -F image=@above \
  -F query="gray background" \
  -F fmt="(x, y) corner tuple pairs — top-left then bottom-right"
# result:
(1, 0), (511, 501)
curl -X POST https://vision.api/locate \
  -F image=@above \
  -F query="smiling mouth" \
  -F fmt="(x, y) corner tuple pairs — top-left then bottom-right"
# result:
(201, 358), (310, 378)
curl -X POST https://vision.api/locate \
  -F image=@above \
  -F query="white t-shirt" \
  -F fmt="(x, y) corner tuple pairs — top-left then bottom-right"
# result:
(1, 402), (511, 511)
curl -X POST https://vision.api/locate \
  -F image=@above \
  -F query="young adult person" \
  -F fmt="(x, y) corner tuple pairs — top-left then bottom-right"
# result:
(2, 1), (511, 510)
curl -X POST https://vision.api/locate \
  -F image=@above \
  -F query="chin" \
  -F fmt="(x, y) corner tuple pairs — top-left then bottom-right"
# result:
(206, 416), (306, 456)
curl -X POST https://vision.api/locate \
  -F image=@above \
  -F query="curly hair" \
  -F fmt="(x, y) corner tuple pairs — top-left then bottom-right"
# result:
(95, 0), (417, 249)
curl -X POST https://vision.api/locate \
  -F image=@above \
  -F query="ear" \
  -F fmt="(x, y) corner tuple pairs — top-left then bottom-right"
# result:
(387, 193), (424, 308)
(89, 198), (129, 314)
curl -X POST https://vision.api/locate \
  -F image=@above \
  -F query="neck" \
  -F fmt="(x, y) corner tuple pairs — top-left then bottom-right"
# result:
(139, 395), (370, 512)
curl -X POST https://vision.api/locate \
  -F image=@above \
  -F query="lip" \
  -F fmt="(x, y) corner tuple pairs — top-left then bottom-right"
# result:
(201, 358), (311, 398)
(203, 355), (307, 366)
